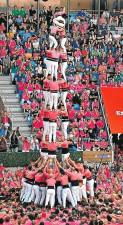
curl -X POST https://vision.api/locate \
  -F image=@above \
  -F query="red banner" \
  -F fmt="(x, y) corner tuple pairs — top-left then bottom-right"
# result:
(101, 87), (123, 134)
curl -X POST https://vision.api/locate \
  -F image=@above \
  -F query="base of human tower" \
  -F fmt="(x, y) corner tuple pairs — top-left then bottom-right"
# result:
(20, 155), (95, 209)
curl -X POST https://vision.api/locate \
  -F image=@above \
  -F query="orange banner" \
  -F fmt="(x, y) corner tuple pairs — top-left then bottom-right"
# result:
(101, 87), (123, 134)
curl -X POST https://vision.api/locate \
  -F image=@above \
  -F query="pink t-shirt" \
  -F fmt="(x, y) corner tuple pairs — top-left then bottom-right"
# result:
(96, 120), (104, 128)
(24, 219), (33, 225)
(23, 139), (30, 152)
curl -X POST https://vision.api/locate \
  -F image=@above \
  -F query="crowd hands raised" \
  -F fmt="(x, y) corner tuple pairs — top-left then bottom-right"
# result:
(1, 5), (123, 152)
(0, 156), (123, 225)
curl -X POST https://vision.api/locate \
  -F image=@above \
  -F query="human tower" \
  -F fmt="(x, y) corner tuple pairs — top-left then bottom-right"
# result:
(20, 12), (94, 208)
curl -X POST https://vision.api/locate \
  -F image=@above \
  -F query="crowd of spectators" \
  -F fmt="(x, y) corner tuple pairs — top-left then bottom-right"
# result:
(0, 5), (123, 152)
(0, 161), (123, 225)
(0, 5), (123, 225)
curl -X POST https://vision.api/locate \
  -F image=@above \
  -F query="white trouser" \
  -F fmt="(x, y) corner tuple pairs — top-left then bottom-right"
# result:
(62, 187), (75, 208)
(61, 91), (67, 110)
(50, 92), (59, 110)
(60, 38), (67, 52)
(45, 59), (58, 80)
(23, 183), (33, 203)
(40, 151), (48, 160)
(48, 154), (56, 158)
(34, 185), (42, 204)
(79, 185), (87, 201)
(21, 181), (28, 201)
(61, 61), (67, 80)
(40, 187), (46, 206)
(87, 179), (94, 197)
(49, 35), (58, 49)
(49, 122), (57, 143)
(40, 149), (48, 160)
(44, 58), (51, 77)
(43, 91), (50, 107)
(62, 121), (69, 140)
(71, 186), (80, 206)
(31, 185), (41, 204)
(20, 178), (26, 201)
(28, 185), (36, 203)
(43, 121), (49, 141)
(45, 188), (55, 208)
(57, 186), (62, 205)
(62, 153), (70, 161)
(50, 61), (58, 80)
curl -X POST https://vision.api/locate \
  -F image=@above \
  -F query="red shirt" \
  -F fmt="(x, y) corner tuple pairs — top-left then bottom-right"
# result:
(59, 81), (69, 91)
(60, 110), (68, 118)
(91, 110), (100, 119)
(9, 40), (16, 49)
(87, 120), (95, 129)
(81, 49), (88, 57)
(23, 139), (30, 152)
(2, 116), (9, 123)
(48, 142), (58, 151)
(46, 49), (60, 60)
(18, 82), (25, 91)
(16, 58), (22, 66)
(40, 141), (48, 149)
(26, 170), (36, 180)
(0, 40), (6, 47)
(22, 92), (30, 101)
(84, 110), (91, 118)
(60, 174), (69, 186)
(35, 173), (46, 183)
(49, 81), (59, 91)
(68, 109), (76, 120)
(45, 177), (56, 186)
(49, 111), (59, 121)
(84, 169), (92, 179)
(96, 120), (104, 129)
(61, 140), (68, 149)
(19, 48), (25, 56)
(46, 49), (52, 58)
(79, 120), (85, 129)
(27, 83), (33, 92)
(99, 141), (108, 148)
(34, 83), (41, 91)
(0, 48), (7, 58)
(0, 165), (5, 179)
(33, 117), (43, 129)
(43, 110), (50, 119)
(84, 142), (93, 150)
(66, 170), (80, 181)
(43, 79), (50, 90)
(60, 52), (67, 61)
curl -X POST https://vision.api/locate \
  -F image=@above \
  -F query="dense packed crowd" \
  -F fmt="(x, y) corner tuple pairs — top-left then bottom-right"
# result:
(0, 159), (123, 225)
(1, 5), (122, 152)
(0, 4), (123, 225)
